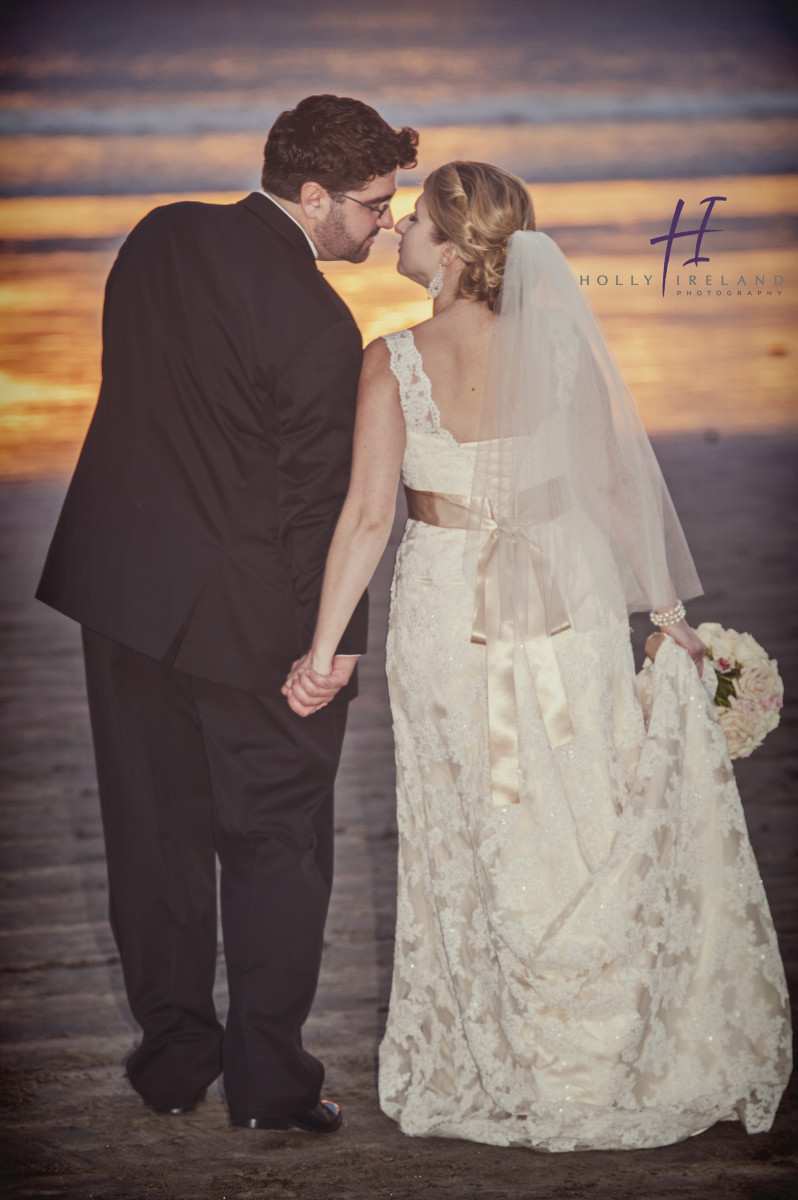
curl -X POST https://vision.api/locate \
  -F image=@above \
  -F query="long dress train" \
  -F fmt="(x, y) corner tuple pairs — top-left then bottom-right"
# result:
(377, 327), (791, 1152)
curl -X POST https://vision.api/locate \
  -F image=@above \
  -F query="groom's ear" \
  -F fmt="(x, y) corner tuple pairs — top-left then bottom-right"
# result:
(299, 181), (332, 221)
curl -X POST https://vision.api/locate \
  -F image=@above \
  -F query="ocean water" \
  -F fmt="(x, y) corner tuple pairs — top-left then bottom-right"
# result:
(1, 0), (796, 476)
(2, 0), (797, 191)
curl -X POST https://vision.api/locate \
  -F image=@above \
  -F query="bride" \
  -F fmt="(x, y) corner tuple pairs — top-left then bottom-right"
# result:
(283, 162), (791, 1151)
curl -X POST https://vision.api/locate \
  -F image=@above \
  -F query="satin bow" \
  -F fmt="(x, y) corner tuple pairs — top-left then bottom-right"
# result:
(404, 485), (574, 807)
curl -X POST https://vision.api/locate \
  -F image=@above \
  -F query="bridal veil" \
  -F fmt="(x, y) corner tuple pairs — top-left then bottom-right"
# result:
(466, 231), (703, 645)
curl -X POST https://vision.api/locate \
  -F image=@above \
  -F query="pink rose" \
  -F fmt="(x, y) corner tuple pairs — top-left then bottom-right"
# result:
(719, 706), (761, 759)
(696, 622), (739, 664)
(736, 662), (784, 734)
(733, 632), (767, 666)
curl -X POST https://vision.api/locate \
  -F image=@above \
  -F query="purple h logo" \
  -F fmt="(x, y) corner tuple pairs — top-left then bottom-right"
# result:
(650, 196), (727, 296)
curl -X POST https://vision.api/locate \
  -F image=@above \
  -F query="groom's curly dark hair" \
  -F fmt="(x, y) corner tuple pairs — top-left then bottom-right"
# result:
(261, 95), (418, 200)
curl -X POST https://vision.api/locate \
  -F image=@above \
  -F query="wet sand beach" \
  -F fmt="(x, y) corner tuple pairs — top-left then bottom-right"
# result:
(0, 432), (795, 1199)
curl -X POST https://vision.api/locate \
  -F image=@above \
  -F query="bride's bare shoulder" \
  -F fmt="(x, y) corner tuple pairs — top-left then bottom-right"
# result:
(413, 308), (493, 361)
(360, 337), (398, 389)
(406, 316), (436, 343)
(362, 313), (464, 370)
(362, 324), (425, 371)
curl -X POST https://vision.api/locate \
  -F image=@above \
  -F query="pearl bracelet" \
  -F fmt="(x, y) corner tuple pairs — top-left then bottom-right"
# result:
(649, 600), (686, 627)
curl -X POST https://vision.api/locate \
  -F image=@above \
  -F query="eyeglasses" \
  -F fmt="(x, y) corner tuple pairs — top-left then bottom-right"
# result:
(333, 192), (392, 217)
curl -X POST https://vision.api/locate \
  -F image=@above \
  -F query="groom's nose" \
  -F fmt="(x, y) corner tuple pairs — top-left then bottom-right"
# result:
(377, 204), (394, 230)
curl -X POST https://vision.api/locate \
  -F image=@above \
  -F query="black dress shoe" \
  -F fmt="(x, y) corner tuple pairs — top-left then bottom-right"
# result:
(232, 1099), (342, 1133)
(148, 1089), (206, 1115)
(152, 1100), (199, 1115)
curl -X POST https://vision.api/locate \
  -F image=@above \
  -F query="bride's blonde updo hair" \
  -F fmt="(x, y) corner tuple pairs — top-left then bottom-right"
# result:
(423, 161), (535, 311)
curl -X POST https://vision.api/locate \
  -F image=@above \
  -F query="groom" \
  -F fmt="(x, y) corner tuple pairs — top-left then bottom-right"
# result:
(36, 96), (418, 1131)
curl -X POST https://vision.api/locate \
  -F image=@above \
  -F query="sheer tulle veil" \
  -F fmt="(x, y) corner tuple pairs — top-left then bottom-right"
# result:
(465, 231), (702, 643)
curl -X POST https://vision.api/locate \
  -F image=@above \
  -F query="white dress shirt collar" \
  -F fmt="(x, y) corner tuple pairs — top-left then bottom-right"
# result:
(258, 189), (318, 259)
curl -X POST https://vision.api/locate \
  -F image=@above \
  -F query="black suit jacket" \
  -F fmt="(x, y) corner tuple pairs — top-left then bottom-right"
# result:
(37, 193), (368, 694)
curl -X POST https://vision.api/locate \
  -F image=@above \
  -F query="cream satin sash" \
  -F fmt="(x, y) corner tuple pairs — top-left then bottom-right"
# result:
(405, 484), (574, 807)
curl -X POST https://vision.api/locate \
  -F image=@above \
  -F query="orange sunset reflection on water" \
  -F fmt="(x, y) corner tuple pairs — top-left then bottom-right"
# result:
(1, 178), (797, 480)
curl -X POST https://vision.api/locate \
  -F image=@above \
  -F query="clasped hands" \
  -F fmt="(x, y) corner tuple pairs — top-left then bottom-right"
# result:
(282, 654), (357, 717)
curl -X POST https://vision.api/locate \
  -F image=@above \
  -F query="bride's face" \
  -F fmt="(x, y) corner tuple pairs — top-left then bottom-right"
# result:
(395, 194), (442, 288)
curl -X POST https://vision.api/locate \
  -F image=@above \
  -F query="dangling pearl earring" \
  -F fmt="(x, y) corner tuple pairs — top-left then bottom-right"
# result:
(427, 263), (444, 299)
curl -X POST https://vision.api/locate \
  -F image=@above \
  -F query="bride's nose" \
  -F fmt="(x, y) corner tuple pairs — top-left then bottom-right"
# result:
(396, 214), (409, 235)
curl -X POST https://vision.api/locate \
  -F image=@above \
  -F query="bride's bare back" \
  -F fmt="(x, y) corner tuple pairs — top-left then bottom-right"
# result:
(409, 302), (494, 445)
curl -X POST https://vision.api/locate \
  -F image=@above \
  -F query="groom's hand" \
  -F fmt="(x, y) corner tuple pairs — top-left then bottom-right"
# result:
(283, 654), (358, 717)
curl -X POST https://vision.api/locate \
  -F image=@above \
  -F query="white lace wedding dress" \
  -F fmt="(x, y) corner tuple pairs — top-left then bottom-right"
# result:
(377, 328), (791, 1152)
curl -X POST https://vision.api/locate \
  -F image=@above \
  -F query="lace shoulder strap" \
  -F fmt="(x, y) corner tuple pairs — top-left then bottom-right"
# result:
(382, 329), (440, 434)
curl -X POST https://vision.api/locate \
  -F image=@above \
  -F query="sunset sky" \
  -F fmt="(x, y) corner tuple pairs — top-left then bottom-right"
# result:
(1, 0), (796, 476)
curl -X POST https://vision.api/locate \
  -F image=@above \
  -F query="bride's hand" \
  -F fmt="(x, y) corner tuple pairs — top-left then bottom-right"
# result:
(283, 652), (314, 690)
(661, 619), (706, 675)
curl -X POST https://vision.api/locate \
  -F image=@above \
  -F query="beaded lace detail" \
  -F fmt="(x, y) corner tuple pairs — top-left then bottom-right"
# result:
(384, 328), (454, 440)
(384, 329), (474, 494)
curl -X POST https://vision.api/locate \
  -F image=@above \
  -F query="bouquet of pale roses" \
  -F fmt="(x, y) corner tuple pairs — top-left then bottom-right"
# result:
(696, 623), (783, 759)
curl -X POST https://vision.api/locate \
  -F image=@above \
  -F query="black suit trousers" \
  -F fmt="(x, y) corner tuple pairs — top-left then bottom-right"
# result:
(81, 627), (348, 1118)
